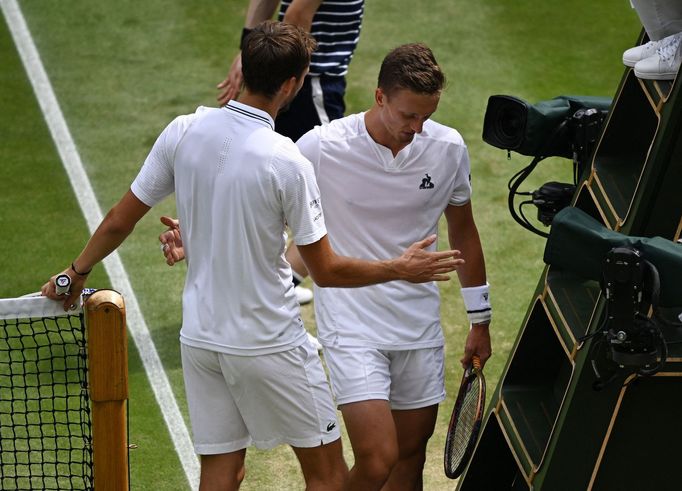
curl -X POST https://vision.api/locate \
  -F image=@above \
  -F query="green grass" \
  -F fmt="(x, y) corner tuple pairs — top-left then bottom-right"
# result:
(1, 0), (640, 489)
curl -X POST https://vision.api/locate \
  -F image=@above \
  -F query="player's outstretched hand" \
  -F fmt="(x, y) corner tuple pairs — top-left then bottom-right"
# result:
(159, 216), (185, 266)
(395, 234), (464, 283)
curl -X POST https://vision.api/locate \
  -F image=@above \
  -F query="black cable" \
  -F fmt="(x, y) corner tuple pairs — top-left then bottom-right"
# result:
(506, 120), (570, 238)
(507, 164), (535, 192)
(507, 155), (548, 237)
(518, 200), (549, 238)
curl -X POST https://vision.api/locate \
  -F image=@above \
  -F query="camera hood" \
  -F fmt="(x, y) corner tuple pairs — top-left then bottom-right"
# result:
(482, 95), (611, 158)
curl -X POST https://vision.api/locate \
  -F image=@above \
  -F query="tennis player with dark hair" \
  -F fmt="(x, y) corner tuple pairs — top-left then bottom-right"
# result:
(41, 22), (462, 491)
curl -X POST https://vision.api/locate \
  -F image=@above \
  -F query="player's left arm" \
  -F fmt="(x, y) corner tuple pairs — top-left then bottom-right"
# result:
(41, 190), (151, 310)
(444, 202), (492, 368)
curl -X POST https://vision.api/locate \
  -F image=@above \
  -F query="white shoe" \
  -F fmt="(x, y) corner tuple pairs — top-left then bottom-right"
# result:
(634, 32), (682, 80)
(623, 40), (661, 67)
(307, 332), (323, 351)
(295, 285), (313, 305)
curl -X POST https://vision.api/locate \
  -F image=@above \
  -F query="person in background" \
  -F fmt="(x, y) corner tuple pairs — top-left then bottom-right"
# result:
(623, 0), (682, 80)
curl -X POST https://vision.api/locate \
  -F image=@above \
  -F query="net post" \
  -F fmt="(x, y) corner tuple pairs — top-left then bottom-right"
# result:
(85, 290), (129, 491)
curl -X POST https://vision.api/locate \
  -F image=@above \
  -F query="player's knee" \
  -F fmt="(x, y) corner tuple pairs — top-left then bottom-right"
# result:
(400, 441), (427, 462)
(236, 463), (246, 485)
(356, 444), (399, 483)
(400, 431), (433, 458)
(199, 453), (246, 491)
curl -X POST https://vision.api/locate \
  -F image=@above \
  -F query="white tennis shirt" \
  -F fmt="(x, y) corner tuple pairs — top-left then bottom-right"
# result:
(131, 102), (326, 355)
(296, 112), (471, 349)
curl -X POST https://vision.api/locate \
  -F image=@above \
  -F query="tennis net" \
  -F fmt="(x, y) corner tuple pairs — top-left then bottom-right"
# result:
(0, 290), (128, 491)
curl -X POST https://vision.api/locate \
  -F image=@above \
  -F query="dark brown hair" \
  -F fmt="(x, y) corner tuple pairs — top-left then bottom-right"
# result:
(241, 20), (317, 98)
(377, 43), (446, 97)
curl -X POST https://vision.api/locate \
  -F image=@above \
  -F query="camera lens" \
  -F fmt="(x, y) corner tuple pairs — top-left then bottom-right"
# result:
(498, 106), (523, 141)
(482, 96), (527, 151)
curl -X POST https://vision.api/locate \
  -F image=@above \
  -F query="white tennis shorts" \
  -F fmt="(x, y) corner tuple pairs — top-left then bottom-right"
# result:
(322, 345), (446, 410)
(181, 341), (341, 454)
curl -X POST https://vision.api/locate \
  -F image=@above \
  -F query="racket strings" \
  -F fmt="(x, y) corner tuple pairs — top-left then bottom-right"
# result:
(446, 376), (482, 468)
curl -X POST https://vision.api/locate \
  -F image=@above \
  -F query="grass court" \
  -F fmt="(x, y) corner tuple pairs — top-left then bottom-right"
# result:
(0, 1), (639, 488)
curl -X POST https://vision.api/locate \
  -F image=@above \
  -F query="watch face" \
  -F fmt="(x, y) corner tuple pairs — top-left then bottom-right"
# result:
(56, 275), (70, 287)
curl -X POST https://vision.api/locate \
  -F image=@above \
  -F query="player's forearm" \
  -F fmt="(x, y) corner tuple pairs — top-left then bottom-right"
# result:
(282, 0), (323, 32)
(73, 213), (136, 272)
(451, 233), (487, 288)
(451, 231), (493, 332)
(446, 204), (487, 288)
(445, 203), (491, 328)
(309, 256), (404, 288)
(300, 235), (461, 287)
(244, 0), (280, 28)
(298, 236), (394, 287)
(74, 190), (151, 272)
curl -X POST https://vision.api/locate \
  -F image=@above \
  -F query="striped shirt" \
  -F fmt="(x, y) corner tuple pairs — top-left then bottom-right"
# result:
(278, 0), (364, 77)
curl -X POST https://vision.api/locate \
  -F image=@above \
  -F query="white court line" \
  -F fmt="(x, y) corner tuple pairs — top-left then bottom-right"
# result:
(0, 1), (200, 489)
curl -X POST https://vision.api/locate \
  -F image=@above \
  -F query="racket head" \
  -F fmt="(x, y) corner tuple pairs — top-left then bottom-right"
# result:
(444, 355), (486, 479)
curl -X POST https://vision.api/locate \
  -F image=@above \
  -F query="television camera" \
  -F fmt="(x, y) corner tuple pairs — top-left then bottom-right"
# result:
(482, 95), (611, 237)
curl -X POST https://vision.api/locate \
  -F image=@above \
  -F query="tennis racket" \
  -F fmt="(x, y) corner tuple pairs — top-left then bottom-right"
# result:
(444, 355), (486, 479)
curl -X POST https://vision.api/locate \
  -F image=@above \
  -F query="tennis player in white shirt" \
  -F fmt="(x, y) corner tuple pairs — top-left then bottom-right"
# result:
(287, 43), (493, 490)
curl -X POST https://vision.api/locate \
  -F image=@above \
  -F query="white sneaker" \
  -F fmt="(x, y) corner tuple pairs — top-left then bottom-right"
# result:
(307, 332), (323, 351)
(623, 40), (661, 67)
(295, 285), (313, 305)
(634, 32), (682, 80)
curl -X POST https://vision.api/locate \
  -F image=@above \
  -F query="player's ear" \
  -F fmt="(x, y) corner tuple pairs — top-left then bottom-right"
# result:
(375, 87), (385, 106)
(282, 75), (300, 97)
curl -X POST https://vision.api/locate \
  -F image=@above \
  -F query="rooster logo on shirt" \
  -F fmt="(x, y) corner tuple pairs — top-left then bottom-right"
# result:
(419, 173), (435, 189)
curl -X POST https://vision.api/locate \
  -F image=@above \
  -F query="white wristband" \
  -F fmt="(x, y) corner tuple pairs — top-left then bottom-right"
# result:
(461, 283), (491, 324)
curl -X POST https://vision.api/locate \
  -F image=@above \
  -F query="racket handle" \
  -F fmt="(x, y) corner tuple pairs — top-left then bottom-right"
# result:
(55, 274), (72, 296)
(472, 355), (481, 371)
